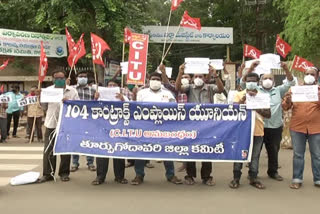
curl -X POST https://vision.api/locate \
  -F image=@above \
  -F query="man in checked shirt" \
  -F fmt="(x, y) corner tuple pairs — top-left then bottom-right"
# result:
(70, 71), (99, 172)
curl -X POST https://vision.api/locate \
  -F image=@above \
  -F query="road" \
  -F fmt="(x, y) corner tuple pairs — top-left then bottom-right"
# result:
(0, 134), (319, 214)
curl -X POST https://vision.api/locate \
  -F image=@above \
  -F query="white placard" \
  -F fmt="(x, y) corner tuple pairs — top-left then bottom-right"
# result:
(246, 92), (271, 109)
(259, 54), (281, 69)
(166, 67), (173, 78)
(185, 58), (210, 74)
(98, 87), (121, 101)
(291, 85), (319, 102)
(227, 90), (237, 104)
(40, 88), (63, 103)
(120, 62), (128, 75)
(245, 59), (271, 76)
(0, 95), (12, 103)
(17, 96), (38, 107)
(209, 59), (224, 70)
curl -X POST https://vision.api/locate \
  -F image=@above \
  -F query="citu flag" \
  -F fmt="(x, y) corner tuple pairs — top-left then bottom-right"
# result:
(91, 33), (111, 66)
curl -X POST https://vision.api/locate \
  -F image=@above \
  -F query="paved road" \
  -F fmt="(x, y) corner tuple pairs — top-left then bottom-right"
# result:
(0, 137), (319, 214)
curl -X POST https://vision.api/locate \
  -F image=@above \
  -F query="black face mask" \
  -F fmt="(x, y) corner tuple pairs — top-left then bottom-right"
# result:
(12, 88), (17, 93)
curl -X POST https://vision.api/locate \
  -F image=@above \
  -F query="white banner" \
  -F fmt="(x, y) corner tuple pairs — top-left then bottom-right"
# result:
(17, 96), (38, 107)
(0, 28), (67, 57)
(246, 93), (271, 109)
(143, 26), (233, 44)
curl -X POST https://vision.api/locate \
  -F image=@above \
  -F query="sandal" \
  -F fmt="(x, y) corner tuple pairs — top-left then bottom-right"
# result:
(229, 179), (240, 189)
(203, 177), (215, 186)
(289, 182), (302, 189)
(91, 178), (104, 185)
(115, 178), (128, 184)
(131, 176), (144, 185)
(60, 176), (70, 182)
(184, 176), (195, 185)
(167, 176), (183, 185)
(249, 179), (265, 189)
(88, 165), (96, 172)
(70, 166), (78, 172)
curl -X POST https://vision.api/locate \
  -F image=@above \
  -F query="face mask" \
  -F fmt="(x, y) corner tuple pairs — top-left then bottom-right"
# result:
(224, 74), (229, 79)
(149, 80), (161, 91)
(246, 82), (258, 90)
(127, 84), (135, 90)
(12, 88), (17, 93)
(30, 92), (36, 96)
(262, 79), (273, 89)
(304, 75), (315, 85)
(194, 78), (204, 87)
(54, 79), (66, 88)
(181, 78), (189, 86)
(77, 77), (88, 86)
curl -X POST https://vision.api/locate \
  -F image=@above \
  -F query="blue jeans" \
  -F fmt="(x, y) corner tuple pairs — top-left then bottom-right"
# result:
(233, 136), (263, 180)
(290, 130), (320, 184)
(72, 155), (94, 167)
(134, 160), (175, 179)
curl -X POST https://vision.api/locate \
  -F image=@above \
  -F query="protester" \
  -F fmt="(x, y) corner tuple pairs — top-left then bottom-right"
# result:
(229, 72), (271, 189)
(242, 62), (295, 181)
(26, 86), (44, 143)
(131, 72), (182, 185)
(37, 69), (79, 183)
(0, 103), (8, 143)
(92, 79), (129, 185)
(176, 63), (224, 186)
(5, 85), (23, 138)
(71, 71), (98, 172)
(282, 67), (320, 189)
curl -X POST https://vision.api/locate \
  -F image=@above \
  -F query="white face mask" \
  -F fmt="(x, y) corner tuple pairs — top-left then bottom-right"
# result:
(181, 78), (189, 85)
(262, 79), (273, 89)
(224, 74), (229, 79)
(246, 82), (258, 90)
(194, 78), (204, 87)
(304, 75), (316, 85)
(149, 80), (162, 90)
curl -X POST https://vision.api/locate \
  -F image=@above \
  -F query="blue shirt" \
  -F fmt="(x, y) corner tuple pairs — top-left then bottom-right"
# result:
(5, 92), (24, 114)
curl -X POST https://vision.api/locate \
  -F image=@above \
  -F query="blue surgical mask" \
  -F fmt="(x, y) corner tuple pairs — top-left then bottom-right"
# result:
(77, 77), (88, 86)
(246, 82), (258, 90)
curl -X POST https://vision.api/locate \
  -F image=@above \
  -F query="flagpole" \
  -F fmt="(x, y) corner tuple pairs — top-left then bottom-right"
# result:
(121, 41), (125, 88)
(29, 81), (41, 144)
(92, 61), (99, 92)
(162, 9), (172, 59)
(161, 25), (181, 64)
(289, 55), (296, 72)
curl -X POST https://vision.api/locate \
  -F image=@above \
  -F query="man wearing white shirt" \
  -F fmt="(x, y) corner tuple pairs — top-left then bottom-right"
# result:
(131, 72), (182, 185)
(37, 69), (79, 183)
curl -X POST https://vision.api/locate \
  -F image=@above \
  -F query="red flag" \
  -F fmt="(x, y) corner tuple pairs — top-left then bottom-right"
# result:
(0, 85), (4, 93)
(292, 55), (314, 72)
(243, 44), (261, 59)
(127, 33), (149, 85)
(91, 33), (111, 66)
(124, 27), (132, 43)
(65, 27), (75, 54)
(171, 0), (184, 11)
(0, 59), (9, 70)
(180, 11), (201, 31)
(67, 33), (86, 67)
(276, 34), (292, 58)
(39, 41), (48, 83)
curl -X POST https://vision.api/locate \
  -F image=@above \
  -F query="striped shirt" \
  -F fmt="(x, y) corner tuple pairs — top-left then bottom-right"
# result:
(76, 85), (96, 101)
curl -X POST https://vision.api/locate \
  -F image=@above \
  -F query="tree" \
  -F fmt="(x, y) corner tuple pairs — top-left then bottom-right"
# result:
(274, 0), (320, 64)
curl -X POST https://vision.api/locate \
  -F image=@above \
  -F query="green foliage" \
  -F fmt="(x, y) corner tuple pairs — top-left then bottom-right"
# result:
(275, 0), (320, 64)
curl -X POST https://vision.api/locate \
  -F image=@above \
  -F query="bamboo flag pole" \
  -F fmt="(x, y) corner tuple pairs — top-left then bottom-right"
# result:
(92, 61), (99, 92)
(160, 25), (181, 64)
(162, 9), (172, 59)
(121, 41), (125, 88)
(289, 55), (296, 72)
(29, 81), (41, 144)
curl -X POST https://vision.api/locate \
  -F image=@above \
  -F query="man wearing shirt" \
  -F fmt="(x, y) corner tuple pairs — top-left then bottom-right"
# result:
(230, 72), (271, 189)
(131, 72), (182, 185)
(282, 67), (320, 189)
(70, 71), (98, 172)
(242, 62), (295, 181)
(5, 85), (23, 138)
(176, 64), (224, 186)
(37, 69), (79, 183)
